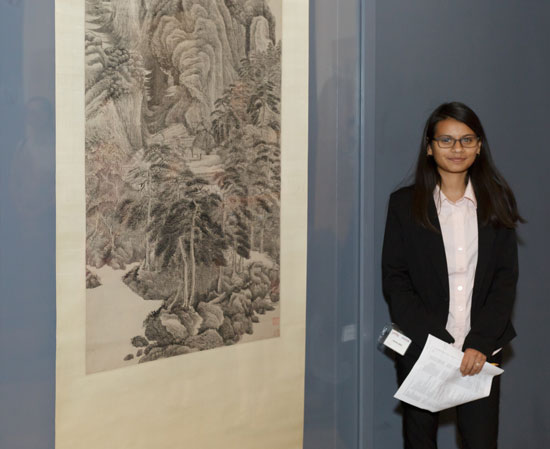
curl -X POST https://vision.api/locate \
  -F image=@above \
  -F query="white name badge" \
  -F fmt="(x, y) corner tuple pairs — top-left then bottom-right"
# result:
(383, 328), (412, 356)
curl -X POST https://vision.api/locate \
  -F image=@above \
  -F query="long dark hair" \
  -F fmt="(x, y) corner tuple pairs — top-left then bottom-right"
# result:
(412, 101), (525, 232)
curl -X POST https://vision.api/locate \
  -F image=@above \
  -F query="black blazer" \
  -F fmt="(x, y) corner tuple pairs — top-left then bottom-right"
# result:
(381, 185), (518, 358)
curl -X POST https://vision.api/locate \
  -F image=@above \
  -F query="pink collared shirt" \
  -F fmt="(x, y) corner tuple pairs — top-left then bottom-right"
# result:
(433, 180), (478, 352)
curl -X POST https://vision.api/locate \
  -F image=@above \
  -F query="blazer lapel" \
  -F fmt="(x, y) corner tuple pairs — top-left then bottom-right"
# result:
(426, 196), (450, 298)
(473, 211), (495, 299)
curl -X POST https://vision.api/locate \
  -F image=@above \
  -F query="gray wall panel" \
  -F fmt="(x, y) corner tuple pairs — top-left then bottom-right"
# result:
(0, 1), (56, 448)
(304, 1), (362, 448)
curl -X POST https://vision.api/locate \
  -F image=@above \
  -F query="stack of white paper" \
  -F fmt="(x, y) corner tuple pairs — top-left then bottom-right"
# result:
(394, 334), (503, 412)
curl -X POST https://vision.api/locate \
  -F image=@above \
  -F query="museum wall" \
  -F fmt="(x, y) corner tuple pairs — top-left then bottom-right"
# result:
(303, 0), (362, 448)
(0, 1), (56, 448)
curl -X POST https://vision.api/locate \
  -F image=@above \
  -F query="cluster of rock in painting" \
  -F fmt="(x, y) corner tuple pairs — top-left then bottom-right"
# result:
(86, 269), (101, 289)
(123, 262), (279, 363)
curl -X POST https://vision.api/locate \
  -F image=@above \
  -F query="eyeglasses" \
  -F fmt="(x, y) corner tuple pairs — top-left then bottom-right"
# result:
(432, 135), (480, 149)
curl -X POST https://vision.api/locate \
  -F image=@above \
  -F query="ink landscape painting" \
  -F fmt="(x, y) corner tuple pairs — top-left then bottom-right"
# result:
(84, 0), (282, 373)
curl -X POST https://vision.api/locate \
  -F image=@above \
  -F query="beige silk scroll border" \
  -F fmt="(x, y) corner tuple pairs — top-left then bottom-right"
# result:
(55, 1), (309, 448)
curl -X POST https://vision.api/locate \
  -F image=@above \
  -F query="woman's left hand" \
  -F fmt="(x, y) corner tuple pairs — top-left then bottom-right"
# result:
(460, 348), (487, 376)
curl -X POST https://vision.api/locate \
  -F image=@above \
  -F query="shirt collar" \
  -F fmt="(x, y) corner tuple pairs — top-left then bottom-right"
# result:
(433, 178), (477, 214)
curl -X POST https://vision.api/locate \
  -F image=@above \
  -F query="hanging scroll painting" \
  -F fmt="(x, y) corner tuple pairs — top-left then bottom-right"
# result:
(56, 0), (307, 447)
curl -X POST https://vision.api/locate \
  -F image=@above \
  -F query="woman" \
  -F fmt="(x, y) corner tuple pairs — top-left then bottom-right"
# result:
(381, 101), (524, 449)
